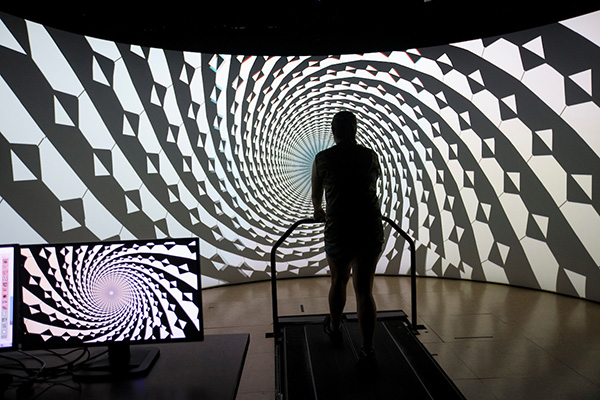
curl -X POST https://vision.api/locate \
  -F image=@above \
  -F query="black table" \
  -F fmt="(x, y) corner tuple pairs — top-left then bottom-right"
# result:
(0, 334), (250, 400)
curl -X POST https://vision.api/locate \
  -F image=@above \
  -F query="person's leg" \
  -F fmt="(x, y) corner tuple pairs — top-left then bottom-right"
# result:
(351, 251), (380, 351)
(327, 254), (351, 330)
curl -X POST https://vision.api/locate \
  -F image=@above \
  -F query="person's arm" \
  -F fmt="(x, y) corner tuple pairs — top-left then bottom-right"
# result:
(311, 160), (326, 222)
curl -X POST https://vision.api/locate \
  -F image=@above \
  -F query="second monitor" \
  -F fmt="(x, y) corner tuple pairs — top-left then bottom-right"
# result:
(19, 237), (203, 378)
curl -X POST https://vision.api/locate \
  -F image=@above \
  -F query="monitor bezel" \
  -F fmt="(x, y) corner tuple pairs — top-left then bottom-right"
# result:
(0, 244), (19, 352)
(18, 237), (203, 351)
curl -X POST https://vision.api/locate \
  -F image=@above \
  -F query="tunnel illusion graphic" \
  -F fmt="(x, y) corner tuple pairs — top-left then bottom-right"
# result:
(0, 11), (599, 300)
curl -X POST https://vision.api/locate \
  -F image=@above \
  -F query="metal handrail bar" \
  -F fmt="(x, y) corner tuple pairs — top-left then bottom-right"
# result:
(381, 216), (419, 331)
(270, 217), (418, 338)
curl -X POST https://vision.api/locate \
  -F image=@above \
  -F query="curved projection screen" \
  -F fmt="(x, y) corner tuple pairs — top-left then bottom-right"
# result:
(0, 11), (599, 301)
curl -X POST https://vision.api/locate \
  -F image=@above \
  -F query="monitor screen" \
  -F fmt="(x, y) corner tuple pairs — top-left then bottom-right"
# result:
(0, 245), (18, 351)
(19, 237), (202, 350)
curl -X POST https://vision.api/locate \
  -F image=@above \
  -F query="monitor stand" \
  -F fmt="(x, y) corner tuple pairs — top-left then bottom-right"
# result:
(72, 342), (160, 382)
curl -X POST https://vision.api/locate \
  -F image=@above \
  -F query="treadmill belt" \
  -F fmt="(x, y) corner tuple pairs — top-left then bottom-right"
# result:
(305, 323), (374, 399)
(278, 312), (464, 400)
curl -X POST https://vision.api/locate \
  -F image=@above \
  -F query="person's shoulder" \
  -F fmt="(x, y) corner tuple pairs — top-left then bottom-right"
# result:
(317, 146), (336, 158)
(356, 144), (377, 156)
(320, 145), (336, 154)
(360, 146), (380, 165)
(315, 148), (331, 168)
(363, 145), (379, 155)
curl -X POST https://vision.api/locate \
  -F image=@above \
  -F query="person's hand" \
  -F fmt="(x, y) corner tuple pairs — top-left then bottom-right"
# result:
(313, 208), (326, 222)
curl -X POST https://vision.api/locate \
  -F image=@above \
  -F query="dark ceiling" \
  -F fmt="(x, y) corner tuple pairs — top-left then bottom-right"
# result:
(1, 2), (598, 55)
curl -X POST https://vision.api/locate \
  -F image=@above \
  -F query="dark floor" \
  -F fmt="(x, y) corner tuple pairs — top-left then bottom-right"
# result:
(202, 276), (600, 400)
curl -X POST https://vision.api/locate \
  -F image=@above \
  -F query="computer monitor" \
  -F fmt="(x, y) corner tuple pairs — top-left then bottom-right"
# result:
(19, 237), (203, 379)
(0, 245), (18, 352)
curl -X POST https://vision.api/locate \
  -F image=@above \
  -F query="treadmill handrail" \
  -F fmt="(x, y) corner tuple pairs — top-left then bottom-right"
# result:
(270, 216), (418, 338)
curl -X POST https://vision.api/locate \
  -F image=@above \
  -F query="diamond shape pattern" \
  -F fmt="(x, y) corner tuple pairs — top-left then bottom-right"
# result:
(0, 11), (598, 301)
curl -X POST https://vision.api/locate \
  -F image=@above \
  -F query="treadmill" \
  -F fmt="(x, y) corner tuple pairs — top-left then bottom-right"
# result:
(269, 217), (466, 400)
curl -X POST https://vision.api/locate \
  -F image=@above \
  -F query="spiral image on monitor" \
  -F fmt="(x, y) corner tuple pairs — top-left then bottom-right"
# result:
(19, 237), (202, 349)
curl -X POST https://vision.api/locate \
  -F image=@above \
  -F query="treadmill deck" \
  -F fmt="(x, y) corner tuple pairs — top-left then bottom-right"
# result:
(275, 310), (465, 400)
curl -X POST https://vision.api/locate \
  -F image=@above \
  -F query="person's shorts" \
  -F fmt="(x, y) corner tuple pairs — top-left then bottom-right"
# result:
(324, 241), (383, 263)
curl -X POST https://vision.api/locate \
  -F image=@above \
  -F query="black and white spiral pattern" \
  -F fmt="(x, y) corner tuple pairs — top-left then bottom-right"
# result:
(0, 11), (599, 301)
(20, 238), (202, 348)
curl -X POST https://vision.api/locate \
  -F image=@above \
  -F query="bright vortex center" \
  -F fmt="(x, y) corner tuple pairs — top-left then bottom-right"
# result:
(93, 274), (132, 313)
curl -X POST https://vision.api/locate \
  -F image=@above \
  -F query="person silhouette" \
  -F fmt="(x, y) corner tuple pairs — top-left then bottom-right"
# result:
(311, 110), (384, 367)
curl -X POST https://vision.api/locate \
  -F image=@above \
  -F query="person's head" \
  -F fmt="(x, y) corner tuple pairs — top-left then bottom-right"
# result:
(331, 111), (357, 144)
